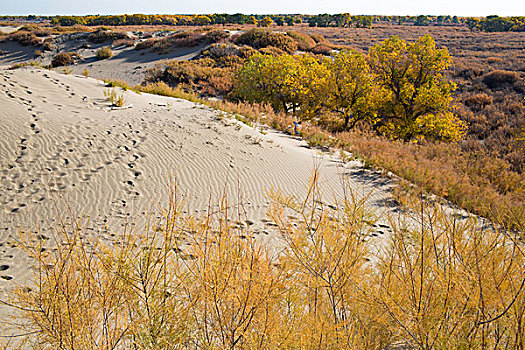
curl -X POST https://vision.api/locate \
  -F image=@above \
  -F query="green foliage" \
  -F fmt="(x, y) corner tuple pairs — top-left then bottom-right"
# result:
(353, 15), (372, 28)
(308, 13), (370, 28)
(96, 46), (113, 60)
(257, 16), (273, 27)
(468, 15), (525, 32)
(414, 15), (429, 26)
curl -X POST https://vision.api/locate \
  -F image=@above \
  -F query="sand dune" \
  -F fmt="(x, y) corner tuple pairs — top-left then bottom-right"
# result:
(0, 67), (398, 278)
(0, 34), (206, 85)
(0, 26), (21, 35)
(0, 67), (403, 335)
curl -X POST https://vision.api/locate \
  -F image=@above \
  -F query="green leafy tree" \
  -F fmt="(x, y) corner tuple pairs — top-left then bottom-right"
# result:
(334, 13), (351, 27)
(466, 17), (481, 31)
(414, 15), (429, 26)
(258, 16), (273, 27)
(274, 16), (284, 26)
(369, 35), (466, 141)
(353, 15), (372, 28)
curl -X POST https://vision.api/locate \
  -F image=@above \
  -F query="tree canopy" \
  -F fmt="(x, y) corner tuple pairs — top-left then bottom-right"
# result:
(234, 35), (467, 142)
(369, 34), (465, 141)
(323, 50), (381, 128)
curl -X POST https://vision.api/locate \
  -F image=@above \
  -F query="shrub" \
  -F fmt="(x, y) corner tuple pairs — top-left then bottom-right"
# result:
(286, 30), (316, 50)
(112, 38), (135, 47)
(311, 43), (333, 55)
(9, 179), (525, 349)
(87, 30), (127, 44)
(146, 59), (235, 96)
(258, 46), (286, 56)
(8, 60), (41, 70)
(202, 44), (256, 64)
(96, 46), (113, 60)
(482, 70), (521, 89)
(135, 38), (156, 51)
(51, 52), (73, 67)
(234, 28), (298, 53)
(205, 43), (241, 58)
(463, 92), (493, 110)
(18, 24), (51, 37)
(7, 31), (41, 46)
(136, 30), (227, 52)
(140, 81), (200, 101)
(310, 33), (327, 43)
(104, 89), (125, 107)
(203, 29), (229, 43)
(168, 31), (205, 47)
(42, 38), (54, 51)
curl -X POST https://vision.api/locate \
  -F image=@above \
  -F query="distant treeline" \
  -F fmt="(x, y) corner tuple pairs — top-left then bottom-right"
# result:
(1, 14), (468, 29)
(466, 15), (525, 32)
(3, 14), (525, 32)
(48, 14), (374, 28)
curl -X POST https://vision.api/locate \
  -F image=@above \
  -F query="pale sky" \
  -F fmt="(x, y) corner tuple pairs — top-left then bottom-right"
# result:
(1, 0), (524, 17)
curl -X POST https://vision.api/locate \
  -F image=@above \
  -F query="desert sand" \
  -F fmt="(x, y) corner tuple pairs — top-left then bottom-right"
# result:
(0, 32), (205, 85)
(0, 26), (21, 35)
(0, 66), (402, 328)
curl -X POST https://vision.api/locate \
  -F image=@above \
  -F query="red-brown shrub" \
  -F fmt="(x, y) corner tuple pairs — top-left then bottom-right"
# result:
(234, 28), (298, 53)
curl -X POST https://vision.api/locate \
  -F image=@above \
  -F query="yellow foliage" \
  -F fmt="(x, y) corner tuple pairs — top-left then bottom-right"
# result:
(7, 178), (525, 349)
(235, 35), (461, 141)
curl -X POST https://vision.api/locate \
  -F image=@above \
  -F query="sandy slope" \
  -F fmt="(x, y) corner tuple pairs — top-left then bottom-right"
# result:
(0, 67), (401, 336)
(0, 36), (205, 85)
(0, 26), (21, 35)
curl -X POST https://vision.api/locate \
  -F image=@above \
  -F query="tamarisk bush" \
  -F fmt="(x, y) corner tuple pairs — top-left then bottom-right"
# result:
(6, 177), (525, 349)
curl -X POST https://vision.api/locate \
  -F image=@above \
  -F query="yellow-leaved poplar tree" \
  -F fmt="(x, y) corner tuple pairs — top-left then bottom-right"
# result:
(368, 35), (466, 141)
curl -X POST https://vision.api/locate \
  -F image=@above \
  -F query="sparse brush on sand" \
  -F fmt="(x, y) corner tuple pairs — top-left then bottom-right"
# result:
(104, 88), (126, 107)
(5, 175), (525, 350)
